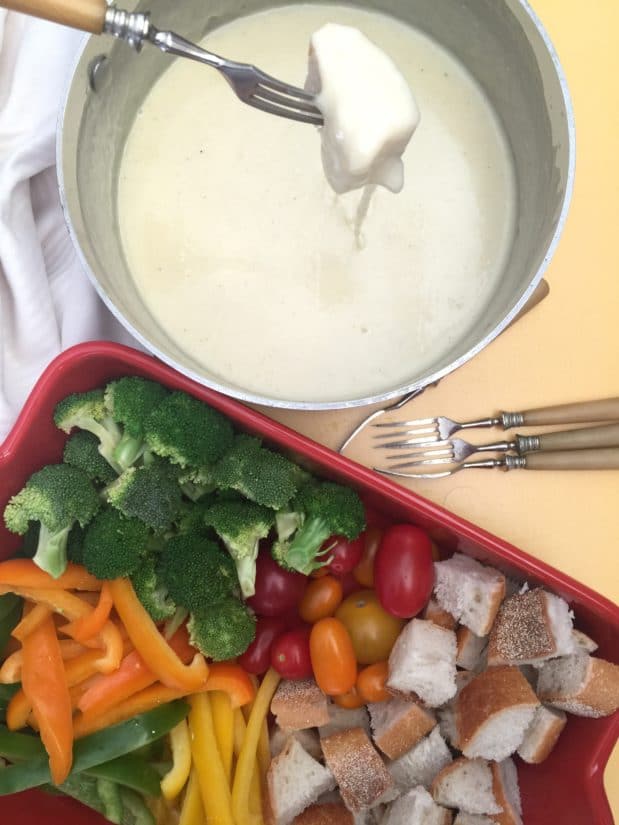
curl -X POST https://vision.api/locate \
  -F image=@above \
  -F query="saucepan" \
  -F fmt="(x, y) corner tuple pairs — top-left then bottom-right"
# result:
(52, 0), (573, 410)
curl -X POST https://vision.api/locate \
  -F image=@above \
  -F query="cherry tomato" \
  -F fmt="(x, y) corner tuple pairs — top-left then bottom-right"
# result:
(309, 618), (357, 696)
(270, 628), (313, 680)
(299, 576), (343, 623)
(429, 541), (441, 562)
(247, 549), (307, 617)
(333, 686), (366, 709)
(338, 570), (363, 598)
(353, 526), (383, 587)
(357, 661), (390, 703)
(237, 616), (287, 675)
(322, 535), (364, 577)
(374, 524), (434, 618)
(335, 590), (405, 665)
(363, 502), (391, 529)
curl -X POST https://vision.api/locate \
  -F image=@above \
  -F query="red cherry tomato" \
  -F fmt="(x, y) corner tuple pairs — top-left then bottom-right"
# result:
(270, 628), (313, 680)
(353, 526), (383, 587)
(323, 535), (364, 577)
(338, 570), (363, 598)
(374, 525), (434, 618)
(237, 616), (287, 675)
(362, 502), (391, 529)
(247, 549), (307, 617)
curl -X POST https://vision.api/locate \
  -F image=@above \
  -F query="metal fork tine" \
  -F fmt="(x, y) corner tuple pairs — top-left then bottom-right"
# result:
(386, 445), (455, 462)
(246, 94), (323, 125)
(372, 417), (437, 429)
(387, 456), (457, 470)
(374, 435), (444, 449)
(255, 84), (323, 114)
(255, 73), (316, 101)
(373, 427), (439, 442)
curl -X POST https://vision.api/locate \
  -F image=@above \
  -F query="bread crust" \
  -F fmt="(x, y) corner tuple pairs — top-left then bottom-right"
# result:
(490, 761), (522, 825)
(538, 656), (619, 718)
(517, 706), (566, 764)
(293, 802), (354, 824)
(271, 679), (331, 730)
(371, 697), (437, 759)
(487, 589), (566, 666)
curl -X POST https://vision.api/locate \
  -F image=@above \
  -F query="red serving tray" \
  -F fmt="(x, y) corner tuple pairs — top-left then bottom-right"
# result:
(0, 342), (617, 825)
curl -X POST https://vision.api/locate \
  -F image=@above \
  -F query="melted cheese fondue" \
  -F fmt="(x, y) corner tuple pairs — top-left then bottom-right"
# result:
(118, 4), (516, 403)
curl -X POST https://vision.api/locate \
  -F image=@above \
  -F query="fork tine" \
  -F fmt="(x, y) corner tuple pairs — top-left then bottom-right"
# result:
(253, 69), (317, 101)
(246, 94), (323, 125)
(375, 466), (456, 480)
(372, 417), (437, 429)
(373, 427), (440, 442)
(254, 84), (323, 115)
(374, 434), (444, 449)
(386, 456), (457, 471)
(385, 445), (455, 462)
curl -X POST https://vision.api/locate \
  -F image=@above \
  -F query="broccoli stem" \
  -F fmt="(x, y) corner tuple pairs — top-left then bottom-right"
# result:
(235, 553), (259, 599)
(281, 517), (334, 575)
(88, 418), (123, 474)
(32, 524), (71, 579)
(113, 434), (147, 471)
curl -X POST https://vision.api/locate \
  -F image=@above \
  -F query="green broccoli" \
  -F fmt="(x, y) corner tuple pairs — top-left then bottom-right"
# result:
(63, 431), (117, 486)
(104, 460), (182, 531)
(177, 466), (216, 502)
(187, 599), (256, 661)
(3, 464), (101, 578)
(271, 481), (365, 575)
(104, 377), (169, 470)
(174, 499), (216, 536)
(130, 556), (176, 622)
(203, 499), (274, 598)
(66, 523), (86, 565)
(211, 435), (304, 509)
(144, 392), (234, 469)
(54, 390), (123, 474)
(82, 508), (151, 579)
(157, 533), (239, 612)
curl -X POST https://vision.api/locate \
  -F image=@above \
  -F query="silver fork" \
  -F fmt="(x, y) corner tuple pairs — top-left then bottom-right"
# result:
(2, 1), (324, 126)
(378, 422), (619, 472)
(373, 396), (619, 448)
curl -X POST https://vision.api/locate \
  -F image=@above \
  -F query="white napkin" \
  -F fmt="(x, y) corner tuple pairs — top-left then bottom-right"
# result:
(0, 12), (137, 442)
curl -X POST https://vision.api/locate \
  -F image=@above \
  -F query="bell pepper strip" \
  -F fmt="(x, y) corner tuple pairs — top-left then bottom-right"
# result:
(21, 613), (73, 785)
(109, 578), (209, 691)
(204, 662), (256, 709)
(160, 719), (192, 800)
(242, 674), (271, 783)
(0, 684), (20, 722)
(188, 693), (235, 825)
(0, 724), (45, 761)
(61, 581), (113, 643)
(210, 691), (234, 784)
(179, 768), (205, 825)
(232, 667), (280, 825)
(11, 603), (53, 643)
(91, 619), (124, 674)
(0, 560), (102, 591)
(0, 700), (189, 796)
(232, 708), (263, 824)
(85, 753), (163, 798)
(0, 594), (23, 656)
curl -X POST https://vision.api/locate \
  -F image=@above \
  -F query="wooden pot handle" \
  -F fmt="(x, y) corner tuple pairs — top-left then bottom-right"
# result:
(1, 0), (107, 33)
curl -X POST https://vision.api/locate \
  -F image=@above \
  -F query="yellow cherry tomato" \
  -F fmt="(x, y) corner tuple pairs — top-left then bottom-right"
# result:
(335, 590), (405, 665)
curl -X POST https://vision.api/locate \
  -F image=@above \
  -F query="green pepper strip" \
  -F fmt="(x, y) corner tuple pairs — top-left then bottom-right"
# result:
(0, 700), (188, 796)
(0, 594), (22, 657)
(85, 754), (162, 798)
(0, 725), (43, 761)
(0, 684), (20, 723)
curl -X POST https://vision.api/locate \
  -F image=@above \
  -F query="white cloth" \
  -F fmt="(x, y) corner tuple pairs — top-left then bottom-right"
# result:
(0, 12), (136, 441)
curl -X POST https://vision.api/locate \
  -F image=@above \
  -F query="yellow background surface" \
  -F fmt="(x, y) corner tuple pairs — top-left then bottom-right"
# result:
(258, 0), (619, 816)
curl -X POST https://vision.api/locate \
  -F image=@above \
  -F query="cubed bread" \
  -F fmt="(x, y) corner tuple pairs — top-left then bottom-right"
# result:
(382, 786), (453, 825)
(388, 726), (453, 792)
(456, 666), (539, 761)
(387, 619), (457, 706)
(318, 700), (371, 739)
(267, 737), (336, 825)
(423, 598), (457, 630)
(487, 589), (575, 666)
(369, 695), (436, 759)
(431, 757), (502, 816)
(490, 759), (522, 825)
(271, 679), (330, 730)
(321, 727), (395, 813)
(434, 554), (505, 636)
(271, 727), (323, 761)
(456, 627), (488, 672)
(536, 654), (619, 717)
(516, 705), (567, 763)
(453, 814), (496, 825)
(572, 628), (598, 654)
(293, 802), (354, 824)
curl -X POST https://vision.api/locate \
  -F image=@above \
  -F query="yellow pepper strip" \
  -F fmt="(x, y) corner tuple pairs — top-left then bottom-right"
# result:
(232, 707), (247, 758)
(179, 769), (205, 825)
(211, 691), (234, 784)
(109, 578), (209, 691)
(241, 675), (271, 785)
(188, 693), (235, 825)
(232, 712), (264, 825)
(232, 668), (280, 825)
(11, 602), (52, 643)
(160, 719), (192, 801)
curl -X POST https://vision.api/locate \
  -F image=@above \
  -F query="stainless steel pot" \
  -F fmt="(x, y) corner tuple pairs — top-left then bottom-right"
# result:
(58, 0), (575, 410)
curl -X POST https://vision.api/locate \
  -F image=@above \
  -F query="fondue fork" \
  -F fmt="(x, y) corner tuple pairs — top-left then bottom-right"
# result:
(2, 0), (324, 126)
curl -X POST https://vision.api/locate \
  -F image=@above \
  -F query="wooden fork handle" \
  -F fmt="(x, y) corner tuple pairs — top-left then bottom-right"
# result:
(510, 397), (619, 427)
(521, 448), (619, 471)
(530, 422), (619, 452)
(1, 0), (107, 33)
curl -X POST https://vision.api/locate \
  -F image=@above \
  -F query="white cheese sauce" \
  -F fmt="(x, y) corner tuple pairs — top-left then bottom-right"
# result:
(118, 4), (516, 403)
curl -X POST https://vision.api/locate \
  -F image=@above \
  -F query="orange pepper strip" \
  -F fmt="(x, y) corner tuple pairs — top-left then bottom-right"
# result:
(0, 640), (91, 684)
(21, 614), (73, 785)
(61, 582), (113, 643)
(0, 560), (101, 590)
(74, 683), (187, 738)
(203, 663), (256, 709)
(109, 578), (209, 691)
(11, 603), (53, 643)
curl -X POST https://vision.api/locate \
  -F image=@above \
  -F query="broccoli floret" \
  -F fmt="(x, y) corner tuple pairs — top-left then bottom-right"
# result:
(157, 533), (239, 612)
(212, 435), (303, 509)
(54, 390), (123, 474)
(271, 481), (365, 575)
(104, 460), (182, 531)
(203, 500), (274, 598)
(130, 556), (176, 622)
(174, 499), (216, 536)
(63, 431), (118, 486)
(3, 464), (101, 578)
(177, 466), (217, 502)
(105, 377), (169, 470)
(66, 523), (86, 565)
(82, 508), (151, 579)
(144, 392), (234, 469)
(187, 599), (256, 661)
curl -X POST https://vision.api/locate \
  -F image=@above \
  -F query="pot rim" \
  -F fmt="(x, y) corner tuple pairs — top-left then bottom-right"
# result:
(56, 0), (576, 412)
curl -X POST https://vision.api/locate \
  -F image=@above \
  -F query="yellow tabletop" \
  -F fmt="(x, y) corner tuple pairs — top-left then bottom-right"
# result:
(257, 0), (619, 815)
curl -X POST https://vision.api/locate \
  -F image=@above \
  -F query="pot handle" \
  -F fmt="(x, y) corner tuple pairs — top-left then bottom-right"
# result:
(0, 0), (107, 33)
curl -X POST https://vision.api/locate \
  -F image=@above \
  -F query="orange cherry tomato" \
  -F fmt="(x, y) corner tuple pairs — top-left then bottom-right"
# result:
(333, 685), (366, 709)
(335, 590), (405, 665)
(309, 618), (357, 696)
(430, 541), (441, 562)
(353, 527), (382, 587)
(357, 661), (390, 703)
(299, 576), (343, 624)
